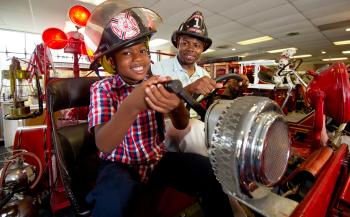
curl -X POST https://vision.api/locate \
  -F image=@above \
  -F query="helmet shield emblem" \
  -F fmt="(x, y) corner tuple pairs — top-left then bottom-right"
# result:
(110, 12), (140, 40)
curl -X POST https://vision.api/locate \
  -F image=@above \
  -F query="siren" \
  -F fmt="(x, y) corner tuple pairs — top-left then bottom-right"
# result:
(306, 62), (350, 147)
(68, 5), (91, 27)
(42, 28), (68, 49)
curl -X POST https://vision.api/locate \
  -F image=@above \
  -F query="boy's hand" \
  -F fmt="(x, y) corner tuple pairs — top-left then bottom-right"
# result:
(127, 76), (163, 112)
(144, 76), (181, 113)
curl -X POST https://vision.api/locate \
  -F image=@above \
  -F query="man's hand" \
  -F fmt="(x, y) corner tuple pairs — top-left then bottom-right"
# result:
(239, 74), (249, 86)
(227, 74), (249, 90)
(184, 76), (223, 95)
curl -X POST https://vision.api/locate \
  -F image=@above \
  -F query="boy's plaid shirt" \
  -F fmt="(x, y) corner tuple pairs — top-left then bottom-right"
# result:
(88, 75), (165, 182)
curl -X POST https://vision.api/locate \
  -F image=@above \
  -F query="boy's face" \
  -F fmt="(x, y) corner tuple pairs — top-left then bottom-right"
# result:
(112, 41), (150, 84)
(177, 35), (204, 66)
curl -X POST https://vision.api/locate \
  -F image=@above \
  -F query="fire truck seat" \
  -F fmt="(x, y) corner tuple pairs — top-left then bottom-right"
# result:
(46, 77), (99, 216)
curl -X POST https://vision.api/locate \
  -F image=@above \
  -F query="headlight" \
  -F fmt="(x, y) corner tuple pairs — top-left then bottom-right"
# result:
(205, 96), (290, 199)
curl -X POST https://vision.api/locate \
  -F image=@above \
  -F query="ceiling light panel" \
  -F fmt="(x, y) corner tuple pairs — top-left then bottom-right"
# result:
(237, 36), (273, 45)
(292, 54), (312, 58)
(267, 47), (297, 53)
(333, 40), (350, 45)
(322, 57), (348, 61)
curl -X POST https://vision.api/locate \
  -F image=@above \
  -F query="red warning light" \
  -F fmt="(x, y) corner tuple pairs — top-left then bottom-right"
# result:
(69, 5), (91, 27)
(42, 28), (68, 49)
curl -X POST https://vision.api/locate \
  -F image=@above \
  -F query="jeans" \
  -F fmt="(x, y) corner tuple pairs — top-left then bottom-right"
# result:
(86, 152), (233, 217)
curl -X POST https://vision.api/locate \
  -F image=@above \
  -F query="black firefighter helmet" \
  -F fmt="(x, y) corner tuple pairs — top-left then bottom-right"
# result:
(84, 0), (162, 72)
(171, 11), (212, 51)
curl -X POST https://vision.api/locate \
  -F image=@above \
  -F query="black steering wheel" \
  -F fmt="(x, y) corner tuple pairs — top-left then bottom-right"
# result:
(195, 74), (243, 109)
(164, 73), (243, 121)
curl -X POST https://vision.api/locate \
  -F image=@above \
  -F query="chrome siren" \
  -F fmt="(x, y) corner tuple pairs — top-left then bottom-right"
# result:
(206, 96), (290, 199)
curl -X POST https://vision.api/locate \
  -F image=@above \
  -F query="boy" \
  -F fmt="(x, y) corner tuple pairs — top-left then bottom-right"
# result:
(84, 1), (234, 217)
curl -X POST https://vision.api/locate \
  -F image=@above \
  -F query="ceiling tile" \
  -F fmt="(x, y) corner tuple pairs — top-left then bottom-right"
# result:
(209, 21), (254, 37)
(151, 0), (193, 20)
(164, 5), (214, 26)
(326, 34), (350, 42)
(290, 0), (348, 12)
(311, 11), (350, 26)
(0, 0), (29, 13)
(289, 39), (333, 49)
(0, 9), (34, 32)
(252, 14), (306, 32)
(153, 24), (178, 40)
(260, 21), (318, 39)
(186, 0), (205, 3)
(238, 4), (298, 26)
(205, 15), (232, 29)
(305, 1), (350, 22)
(214, 30), (262, 43)
(199, 0), (247, 13)
(125, 0), (160, 7)
(323, 28), (350, 38)
(219, 0), (287, 21)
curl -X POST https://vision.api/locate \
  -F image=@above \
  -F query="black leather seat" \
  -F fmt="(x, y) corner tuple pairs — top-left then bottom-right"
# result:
(46, 77), (100, 216)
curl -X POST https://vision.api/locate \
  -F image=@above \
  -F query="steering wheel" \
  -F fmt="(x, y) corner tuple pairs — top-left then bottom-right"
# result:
(195, 74), (243, 109)
(164, 74), (244, 121)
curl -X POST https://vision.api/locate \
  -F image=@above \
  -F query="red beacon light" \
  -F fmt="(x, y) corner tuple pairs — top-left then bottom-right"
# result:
(68, 5), (91, 27)
(42, 28), (68, 49)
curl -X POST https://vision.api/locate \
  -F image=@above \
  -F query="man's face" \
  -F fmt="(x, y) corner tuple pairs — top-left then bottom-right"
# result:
(112, 41), (151, 84)
(177, 35), (205, 66)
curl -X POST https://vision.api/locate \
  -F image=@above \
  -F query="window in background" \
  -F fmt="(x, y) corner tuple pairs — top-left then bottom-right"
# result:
(0, 29), (26, 59)
(25, 33), (42, 58)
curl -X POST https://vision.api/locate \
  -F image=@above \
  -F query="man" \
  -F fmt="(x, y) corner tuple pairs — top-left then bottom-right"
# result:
(152, 11), (249, 217)
(152, 11), (218, 155)
(152, 11), (221, 102)
(152, 11), (226, 156)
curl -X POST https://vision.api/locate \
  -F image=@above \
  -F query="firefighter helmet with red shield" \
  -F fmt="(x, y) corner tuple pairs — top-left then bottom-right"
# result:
(171, 11), (212, 51)
(84, 0), (162, 72)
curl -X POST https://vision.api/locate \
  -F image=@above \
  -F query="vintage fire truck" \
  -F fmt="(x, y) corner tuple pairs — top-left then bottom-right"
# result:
(0, 2), (349, 217)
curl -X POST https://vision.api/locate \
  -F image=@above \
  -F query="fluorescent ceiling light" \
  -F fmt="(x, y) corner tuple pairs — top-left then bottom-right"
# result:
(321, 51), (326, 54)
(346, 28), (350, 32)
(78, 0), (106, 5)
(149, 39), (169, 48)
(237, 36), (273, 45)
(203, 49), (215, 53)
(292, 54), (312, 58)
(342, 50), (350, 54)
(333, 40), (350, 45)
(239, 59), (276, 65)
(267, 47), (297, 53)
(231, 48), (236, 51)
(322, 57), (348, 61)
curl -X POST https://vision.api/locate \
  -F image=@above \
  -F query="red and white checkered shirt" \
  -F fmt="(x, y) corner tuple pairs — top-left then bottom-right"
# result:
(88, 75), (165, 182)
